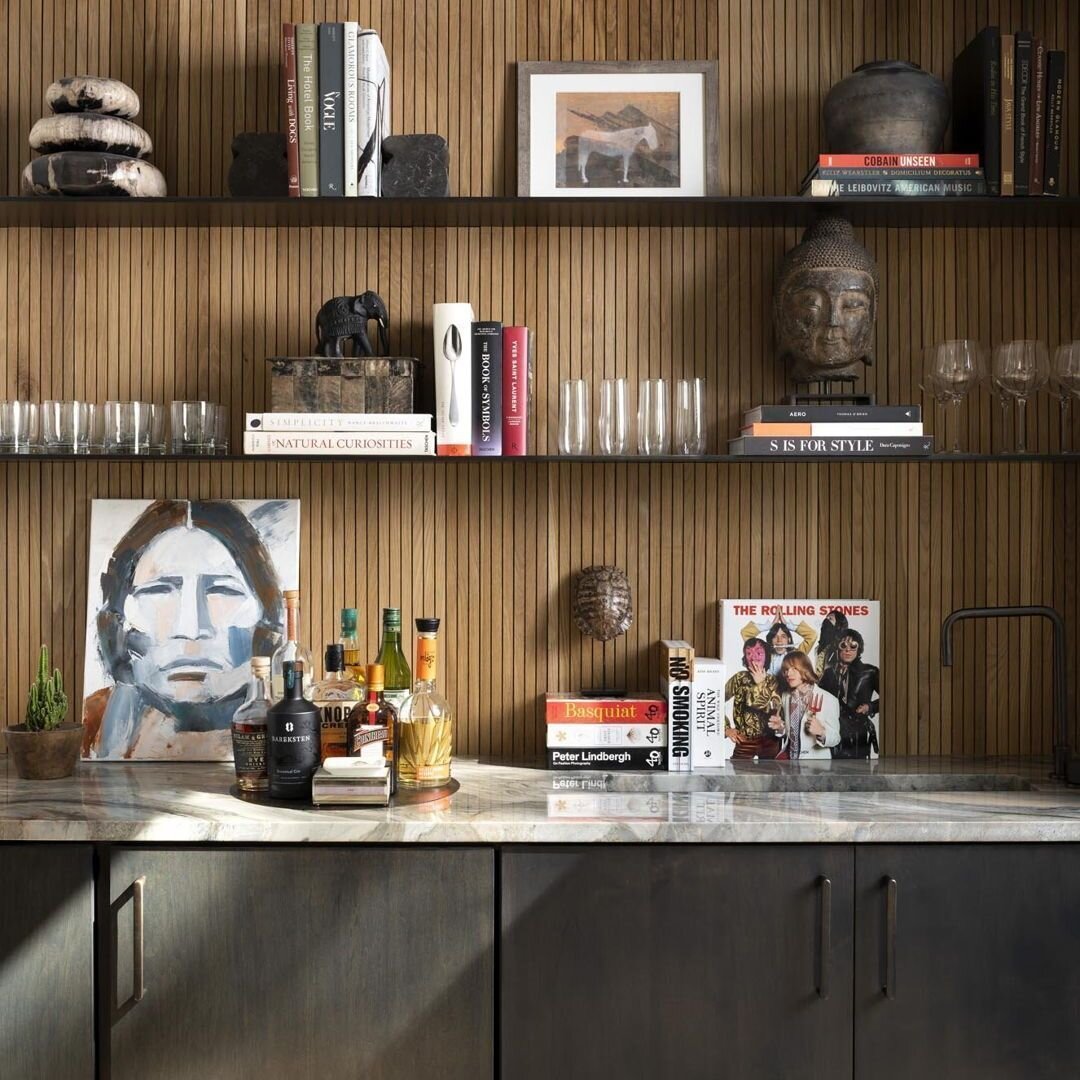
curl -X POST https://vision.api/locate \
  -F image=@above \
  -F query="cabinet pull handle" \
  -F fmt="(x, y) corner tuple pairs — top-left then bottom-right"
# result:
(883, 877), (897, 999)
(817, 876), (832, 999)
(132, 875), (146, 1003)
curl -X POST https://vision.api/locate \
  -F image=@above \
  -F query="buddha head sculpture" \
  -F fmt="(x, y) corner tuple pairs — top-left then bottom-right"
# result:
(774, 216), (879, 382)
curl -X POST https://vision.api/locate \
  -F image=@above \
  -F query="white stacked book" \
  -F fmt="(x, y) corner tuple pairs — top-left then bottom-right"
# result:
(244, 412), (435, 456)
(312, 757), (391, 806)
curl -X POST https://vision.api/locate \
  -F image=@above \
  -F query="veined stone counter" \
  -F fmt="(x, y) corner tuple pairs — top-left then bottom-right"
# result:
(1, 756), (1079, 843)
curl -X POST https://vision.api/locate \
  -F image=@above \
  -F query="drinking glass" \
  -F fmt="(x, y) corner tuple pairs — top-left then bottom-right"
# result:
(673, 377), (706, 455)
(102, 401), (162, 455)
(637, 379), (670, 455)
(1050, 342), (1080, 454)
(922, 341), (985, 453)
(170, 400), (217, 455)
(0, 401), (39, 454)
(42, 400), (95, 454)
(597, 378), (630, 455)
(558, 380), (590, 455)
(992, 340), (1049, 453)
(214, 404), (230, 455)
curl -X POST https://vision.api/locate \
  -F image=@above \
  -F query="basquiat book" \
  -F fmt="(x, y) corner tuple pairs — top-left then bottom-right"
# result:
(718, 599), (881, 761)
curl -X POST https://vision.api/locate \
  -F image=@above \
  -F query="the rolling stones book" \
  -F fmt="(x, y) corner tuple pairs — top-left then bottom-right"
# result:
(719, 599), (881, 760)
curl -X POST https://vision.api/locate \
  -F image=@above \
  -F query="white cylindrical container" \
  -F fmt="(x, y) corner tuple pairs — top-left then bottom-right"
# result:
(432, 301), (475, 455)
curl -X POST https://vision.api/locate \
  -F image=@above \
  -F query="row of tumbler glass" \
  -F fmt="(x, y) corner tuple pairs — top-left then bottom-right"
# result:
(0, 401), (229, 455)
(560, 378), (707, 456)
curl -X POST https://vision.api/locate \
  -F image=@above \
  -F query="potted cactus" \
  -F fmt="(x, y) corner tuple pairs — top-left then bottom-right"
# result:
(4, 645), (83, 779)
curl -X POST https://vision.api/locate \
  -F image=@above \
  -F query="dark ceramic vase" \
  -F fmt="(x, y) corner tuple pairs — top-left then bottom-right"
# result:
(823, 61), (950, 154)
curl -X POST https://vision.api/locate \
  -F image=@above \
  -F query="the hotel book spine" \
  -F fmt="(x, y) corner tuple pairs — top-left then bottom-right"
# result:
(296, 23), (319, 197)
(282, 24), (300, 197)
(472, 321), (503, 456)
(318, 23), (345, 197)
(1014, 31), (1033, 195)
(1044, 51), (1066, 195)
(243, 431), (435, 455)
(502, 325), (529, 456)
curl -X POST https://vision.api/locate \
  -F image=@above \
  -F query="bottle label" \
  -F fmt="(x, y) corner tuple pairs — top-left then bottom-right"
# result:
(415, 638), (437, 683)
(349, 724), (388, 760)
(315, 700), (351, 759)
(232, 730), (267, 777)
(384, 689), (409, 711)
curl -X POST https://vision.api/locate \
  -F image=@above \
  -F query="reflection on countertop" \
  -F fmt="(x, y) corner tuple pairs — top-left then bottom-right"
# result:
(1, 756), (1078, 844)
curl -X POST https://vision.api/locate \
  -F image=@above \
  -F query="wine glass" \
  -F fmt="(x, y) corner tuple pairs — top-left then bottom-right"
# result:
(992, 340), (1049, 454)
(1050, 342), (1080, 454)
(922, 341), (984, 453)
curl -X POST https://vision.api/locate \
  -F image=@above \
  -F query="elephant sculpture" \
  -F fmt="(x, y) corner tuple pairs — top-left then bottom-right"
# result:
(314, 291), (390, 358)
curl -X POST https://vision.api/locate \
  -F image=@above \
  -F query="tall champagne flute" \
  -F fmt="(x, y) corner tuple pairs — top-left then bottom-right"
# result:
(992, 340), (1049, 454)
(1050, 342), (1080, 454)
(597, 378), (630, 455)
(922, 341), (985, 453)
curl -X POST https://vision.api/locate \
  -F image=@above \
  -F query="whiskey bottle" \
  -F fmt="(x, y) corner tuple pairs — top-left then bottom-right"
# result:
(271, 589), (315, 699)
(231, 656), (271, 793)
(266, 660), (321, 800)
(375, 607), (411, 712)
(347, 663), (399, 794)
(339, 607), (366, 688)
(312, 643), (364, 761)
(397, 618), (454, 788)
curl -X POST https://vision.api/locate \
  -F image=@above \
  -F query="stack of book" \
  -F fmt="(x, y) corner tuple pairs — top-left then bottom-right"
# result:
(545, 693), (668, 770)
(801, 153), (988, 198)
(953, 27), (1067, 197)
(282, 21), (390, 197)
(311, 758), (391, 806)
(729, 404), (931, 458)
(243, 412), (435, 457)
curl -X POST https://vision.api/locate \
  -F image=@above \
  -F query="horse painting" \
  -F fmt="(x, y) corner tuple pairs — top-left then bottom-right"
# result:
(576, 123), (659, 184)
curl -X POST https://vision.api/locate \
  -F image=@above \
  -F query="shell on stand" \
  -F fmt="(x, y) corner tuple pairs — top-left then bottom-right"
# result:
(573, 565), (633, 642)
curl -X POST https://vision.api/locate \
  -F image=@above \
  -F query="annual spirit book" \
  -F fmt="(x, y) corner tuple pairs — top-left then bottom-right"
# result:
(690, 657), (729, 767)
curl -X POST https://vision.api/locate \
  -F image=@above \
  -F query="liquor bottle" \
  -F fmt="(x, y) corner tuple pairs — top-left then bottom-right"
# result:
(347, 663), (398, 794)
(339, 607), (366, 688)
(231, 656), (271, 793)
(266, 660), (321, 800)
(397, 617), (454, 788)
(271, 589), (314, 699)
(312, 642), (364, 760)
(375, 606), (411, 712)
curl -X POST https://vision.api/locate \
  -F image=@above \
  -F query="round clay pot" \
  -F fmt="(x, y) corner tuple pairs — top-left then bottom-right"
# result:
(4, 723), (84, 780)
(823, 61), (950, 154)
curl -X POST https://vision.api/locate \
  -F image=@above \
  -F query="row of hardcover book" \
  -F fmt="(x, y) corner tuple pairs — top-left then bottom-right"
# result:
(282, 22), (390, 197)
(800, 153), (990, 198)
(729, 404), (931, 457)
(953, 26), (1067, 196)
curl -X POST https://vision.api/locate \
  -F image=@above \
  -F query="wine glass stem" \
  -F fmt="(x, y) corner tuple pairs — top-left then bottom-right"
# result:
(999, 395), (1010, 453)
(951, 398), (963, 453)
(1061, 399), (1071, 454)
(1017, 398), (1028, 454)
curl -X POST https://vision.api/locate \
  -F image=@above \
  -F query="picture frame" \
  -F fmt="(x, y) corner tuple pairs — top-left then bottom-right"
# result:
(517, 60), (720, 197)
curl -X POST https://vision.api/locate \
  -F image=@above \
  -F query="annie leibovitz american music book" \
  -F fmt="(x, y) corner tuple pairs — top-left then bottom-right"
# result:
(719, 600), (881, 760)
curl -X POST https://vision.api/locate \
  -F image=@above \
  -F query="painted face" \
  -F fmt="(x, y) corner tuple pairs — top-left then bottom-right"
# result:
(122, 526), (260, 706)
(838, 637), (860, 663)
(779, 267), (875, 377)
(784, 665), (805, 689)
(745, 642), (767, 667)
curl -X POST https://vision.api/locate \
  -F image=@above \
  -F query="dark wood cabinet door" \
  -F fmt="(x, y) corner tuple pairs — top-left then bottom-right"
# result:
(105, 847), (494, 1080)
(855, 844), (1080, 1080)
(501, 845), (854, 1080)
(0, 844), (94, 1079)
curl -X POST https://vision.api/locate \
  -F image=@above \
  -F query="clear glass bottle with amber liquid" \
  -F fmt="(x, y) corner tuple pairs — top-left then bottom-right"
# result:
(339, 608), (366, 689)
(375, 607), (411, 713)
(347, 663), (398, 795)
(396, 618), (454, 789)
(231, 656), (271, 793)
(271, 589), (314, 700)
(311, 643), (364, 761)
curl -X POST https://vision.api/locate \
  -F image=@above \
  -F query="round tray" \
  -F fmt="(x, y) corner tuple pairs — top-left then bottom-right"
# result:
(230, 776), (460, 807)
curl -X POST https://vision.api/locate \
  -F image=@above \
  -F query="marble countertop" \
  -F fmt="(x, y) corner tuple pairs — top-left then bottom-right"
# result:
(3, 756), (1080, 843)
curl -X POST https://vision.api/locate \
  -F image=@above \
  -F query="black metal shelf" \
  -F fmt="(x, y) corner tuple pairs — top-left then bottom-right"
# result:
(1, 453), (1075, 464)
(0, 195), (1075, 229)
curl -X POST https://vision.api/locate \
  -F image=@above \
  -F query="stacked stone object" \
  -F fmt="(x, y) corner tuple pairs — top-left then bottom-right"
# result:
(22, 76), (167, 197)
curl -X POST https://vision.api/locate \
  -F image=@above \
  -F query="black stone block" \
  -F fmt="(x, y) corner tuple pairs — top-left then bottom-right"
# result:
(381, 134), (450, 197)
(228, 132), (289, 197)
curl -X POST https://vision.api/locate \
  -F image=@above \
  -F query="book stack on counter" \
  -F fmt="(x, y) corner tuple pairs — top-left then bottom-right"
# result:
(729, 404), (932, 458)
(243, 412), (435, 457)
(952, 26), (1067, 197)
(282, 21), (390, 197)
(545, 693), (668, 770)
(801, 153), (988, 198)
(312, 752), (391, 806)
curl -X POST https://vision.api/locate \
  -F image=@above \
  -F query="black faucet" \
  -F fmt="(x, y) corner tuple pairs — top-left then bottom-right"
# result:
(941, 606), (1077, 784)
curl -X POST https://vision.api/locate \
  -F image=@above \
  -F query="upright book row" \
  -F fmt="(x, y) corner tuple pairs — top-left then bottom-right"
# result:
(953, 26), (1067, 196)
(282, 22), (390, 197)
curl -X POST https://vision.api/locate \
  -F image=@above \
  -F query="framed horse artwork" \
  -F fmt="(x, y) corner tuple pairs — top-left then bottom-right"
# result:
(517, 61), (720, 197)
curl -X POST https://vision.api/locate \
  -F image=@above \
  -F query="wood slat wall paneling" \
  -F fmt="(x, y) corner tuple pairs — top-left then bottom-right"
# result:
(0, 1), (1077, 764)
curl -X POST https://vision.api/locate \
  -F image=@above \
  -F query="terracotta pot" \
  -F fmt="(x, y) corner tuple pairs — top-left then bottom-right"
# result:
(823, 60), (950, 154)
(4, 723), (84, 780)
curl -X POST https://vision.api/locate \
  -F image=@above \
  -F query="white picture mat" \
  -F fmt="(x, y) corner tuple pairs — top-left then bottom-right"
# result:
(528, 71), (706, 196)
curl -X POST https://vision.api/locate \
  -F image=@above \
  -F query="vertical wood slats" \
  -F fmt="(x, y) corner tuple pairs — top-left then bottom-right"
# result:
(1, 0), (1078, 763)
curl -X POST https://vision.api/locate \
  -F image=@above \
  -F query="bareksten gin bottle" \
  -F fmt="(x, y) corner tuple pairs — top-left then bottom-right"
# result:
(266, 660), (321, 800)
(397, 618), (454, 788)
(375, 607), (411, 712)
(231, 656), (271, 793)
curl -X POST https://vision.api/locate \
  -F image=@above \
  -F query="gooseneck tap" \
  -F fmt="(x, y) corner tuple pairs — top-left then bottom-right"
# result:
(941, 606), (1075, 784)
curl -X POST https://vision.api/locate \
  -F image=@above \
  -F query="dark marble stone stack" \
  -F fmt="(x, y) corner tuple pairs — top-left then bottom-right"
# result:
(22, 76), (167, 197)
(381, 135), (451, 197)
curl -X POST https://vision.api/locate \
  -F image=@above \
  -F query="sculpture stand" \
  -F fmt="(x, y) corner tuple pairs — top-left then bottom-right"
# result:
(580, 643), (627, 698)
(787, 376), (875, 407)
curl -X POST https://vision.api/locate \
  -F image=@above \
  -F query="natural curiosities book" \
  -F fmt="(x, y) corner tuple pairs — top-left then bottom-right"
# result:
(719, 599), (881, 761)
(244, 432), (435, 455)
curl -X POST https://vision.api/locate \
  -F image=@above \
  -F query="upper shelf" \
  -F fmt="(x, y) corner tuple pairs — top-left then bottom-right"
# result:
(0, 195), (1077, 229)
